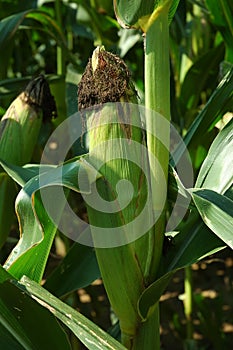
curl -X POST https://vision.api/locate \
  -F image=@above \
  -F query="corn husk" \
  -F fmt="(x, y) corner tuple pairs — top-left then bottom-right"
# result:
(78, 47), (154, 343)
(0, 75), (56, 247)
(0, 75), (56, 165)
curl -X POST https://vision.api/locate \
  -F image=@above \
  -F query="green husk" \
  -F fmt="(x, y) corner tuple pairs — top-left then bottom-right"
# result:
(78, 47), (156, 346)
(0, 91), (42, 165)
(0, 75), (56, 166)
(0, 75), (56, 247)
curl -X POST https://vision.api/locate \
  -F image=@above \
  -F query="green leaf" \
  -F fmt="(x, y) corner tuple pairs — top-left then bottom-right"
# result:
(191, 189), (233, 249)
(0, 158), (56, 187)
(0, 264), (10, 282)
(196, 117), (233, 193)
(19, 275), (127, 350)
(0, 11), (27, 50)
(0, 173), (17, 248)
(25, 11), (78, 68)
(173, 68), (233, 164)
(117, 28), (141, 57)
(0, 77), (31, 99)
(167, 0), (180, 24)
(139, 183), (230, 319)
(179, 43), (225, 112)
(163, 218), (225, 273)
(0, 323), (24, 350)
(168, 165), (192, 206)
(138, 213), (226, 320)
(0, 0), (37, 19)
(206, 0), (233, 61)
(0, 10), (78, 69)
(44, 243), (100, 297)
(114, 0), (180, 29)
(4, 186), (58, 282)
(0, 266), (71, 350)
(4, 157), (100, 282)
(114, 0), (155, 28)
(206, 0), (233, 26)
(138, 272), (173, 320)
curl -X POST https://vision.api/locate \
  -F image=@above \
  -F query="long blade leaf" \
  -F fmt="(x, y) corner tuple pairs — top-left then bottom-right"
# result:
(19, 275), (127, 350)
(191, 189), (233, 249)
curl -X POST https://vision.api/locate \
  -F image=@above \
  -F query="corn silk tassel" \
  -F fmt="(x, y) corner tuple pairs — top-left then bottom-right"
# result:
(78, 47), (157, 349)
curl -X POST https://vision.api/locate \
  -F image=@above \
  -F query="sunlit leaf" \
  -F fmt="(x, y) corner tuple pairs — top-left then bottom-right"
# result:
(114, 0), (180, 30)
(165, 220), (225, 272)
(173, 68), (233, 164)
(4, 157), (101, 282)
(191, 189), (233, 249)
(0, 266), (71, 350)
(5, 189), (59, 282)
(196, 117), (233, 193)
(114, 0), (155, 28)
(0, 158), (56, 187)
(168, 165), (192, 206)
(19, 275), (127, 350)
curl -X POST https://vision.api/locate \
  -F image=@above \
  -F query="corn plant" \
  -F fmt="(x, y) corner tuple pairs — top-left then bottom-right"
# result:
(0, 0), (233, 349)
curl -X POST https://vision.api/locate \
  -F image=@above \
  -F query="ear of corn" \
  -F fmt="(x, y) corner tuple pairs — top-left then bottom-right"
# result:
(78, 47), (155, 345)
(0, 75), (56, 247)
(0, 75), (56, 166)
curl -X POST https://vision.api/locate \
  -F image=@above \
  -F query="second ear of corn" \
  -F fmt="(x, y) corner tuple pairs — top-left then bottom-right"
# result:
(0, 75), (57, 166)
(78, 47), (155, 345)
(0, 75), (56, 248)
